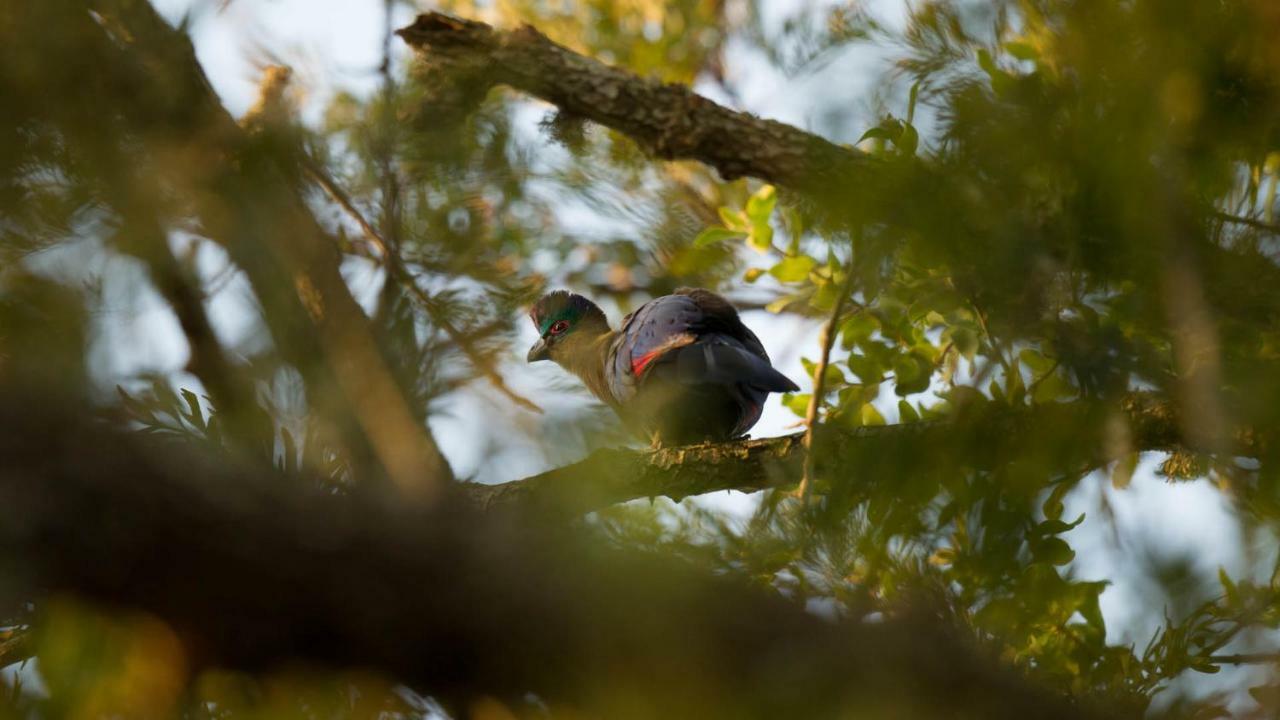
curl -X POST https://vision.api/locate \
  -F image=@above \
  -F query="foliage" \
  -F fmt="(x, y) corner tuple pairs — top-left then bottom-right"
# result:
(2, 0), (1280, 717)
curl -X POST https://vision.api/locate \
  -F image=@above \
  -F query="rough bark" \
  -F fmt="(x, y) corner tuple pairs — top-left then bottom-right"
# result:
(395, 13), (879, 204)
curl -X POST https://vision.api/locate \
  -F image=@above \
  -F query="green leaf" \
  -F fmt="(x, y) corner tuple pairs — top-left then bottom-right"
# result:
(718, 206), (747, 231)
(1034, 513), (1086, 535)
(181, 389), (205, 431)
(747, 222), (774, 253)
(1033, 537), (1075, 566)
(765, 294), (803, 314)
(948, 325), (979, 361)
(839, 312), (879, 350)
(1042, 480), (1072, 521)
(892, 351), (933, 396)
(906, 81), (920, 124)
(746, 184), (777, 224)
(1219, 567), (1238, 605)
(782, 393), (812, 417)
(1031, 369), (1074, 404)
(693, 226), (746, 248)
(858, 117), (903, 145)
(897, 122), (919, 156)
(1018, 348), (1054, 374)
(847, 353), (884, 383)
(809, 280), (841, 311)
(769, 255), (817, 283)
(860, 402), (886, 426)
(897, 400), (920, 423)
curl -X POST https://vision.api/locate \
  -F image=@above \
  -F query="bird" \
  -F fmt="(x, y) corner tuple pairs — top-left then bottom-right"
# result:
(526, 288), (800, 446)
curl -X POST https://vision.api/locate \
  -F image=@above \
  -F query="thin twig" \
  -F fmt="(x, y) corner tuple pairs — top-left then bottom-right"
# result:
(798, 245), (861, 501)
(1208, 652), (1280, 665)
(303, 158), (543, 413)
(1212, 211), (1280, 235)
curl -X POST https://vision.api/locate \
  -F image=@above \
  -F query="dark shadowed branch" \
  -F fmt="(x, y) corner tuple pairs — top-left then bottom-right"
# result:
(0, 389), (1096, 719)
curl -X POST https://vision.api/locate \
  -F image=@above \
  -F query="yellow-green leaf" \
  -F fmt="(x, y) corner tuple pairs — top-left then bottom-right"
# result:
(693, 226), (746, 248)
(770, 255), (816, 282)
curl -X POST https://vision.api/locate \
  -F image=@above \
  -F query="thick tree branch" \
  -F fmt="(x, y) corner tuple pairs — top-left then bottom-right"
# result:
(395, 13), (880, 205)
(467, 393), (1264, 514)
(0, 390), (1094, 719)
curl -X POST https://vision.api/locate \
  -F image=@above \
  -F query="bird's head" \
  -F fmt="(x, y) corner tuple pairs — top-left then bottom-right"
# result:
(527, 290), (610, 364)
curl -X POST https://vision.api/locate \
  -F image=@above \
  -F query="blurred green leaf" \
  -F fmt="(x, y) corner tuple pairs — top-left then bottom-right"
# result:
(770, 255), (817, 282)
(693, 227), (746, 248)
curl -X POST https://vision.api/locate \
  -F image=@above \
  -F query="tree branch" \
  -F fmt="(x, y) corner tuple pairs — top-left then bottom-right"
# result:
(1212, 210), (1280, 235)
(395, 13), (879, 204)
(1208, 652), (1280, 665)
(0, 389), (1095, 719)
(466, 393), (1261, 514)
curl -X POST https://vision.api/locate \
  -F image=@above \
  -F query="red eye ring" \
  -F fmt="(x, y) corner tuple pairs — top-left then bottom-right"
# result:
(549, 320), (569, 335)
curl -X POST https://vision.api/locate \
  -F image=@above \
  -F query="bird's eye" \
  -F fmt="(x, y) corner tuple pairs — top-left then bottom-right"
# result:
(549, 320), (570, 335)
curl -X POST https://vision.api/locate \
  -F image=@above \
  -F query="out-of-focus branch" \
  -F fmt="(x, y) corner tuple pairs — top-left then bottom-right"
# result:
(62, 1), (454, 495)
(0, 390), (1094, 719)
(113, 209), (268, 455)
(1213, 210), (1280, 235)
(301, 156), (543, 413)
(468, 393), (1263, 514)
(0, 629), (31, 669)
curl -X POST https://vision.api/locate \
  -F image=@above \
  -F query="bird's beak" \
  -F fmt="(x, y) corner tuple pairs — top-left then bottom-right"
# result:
(527, 337), (550, 363)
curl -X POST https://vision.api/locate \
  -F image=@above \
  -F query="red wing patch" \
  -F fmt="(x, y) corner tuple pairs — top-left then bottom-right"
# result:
(630, 333), (696, 377)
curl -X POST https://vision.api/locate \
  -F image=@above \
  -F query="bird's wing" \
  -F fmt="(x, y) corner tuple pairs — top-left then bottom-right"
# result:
(607, 295), (703, 403)
(674, 287), (770, 361)
(608, 292), (798, 398)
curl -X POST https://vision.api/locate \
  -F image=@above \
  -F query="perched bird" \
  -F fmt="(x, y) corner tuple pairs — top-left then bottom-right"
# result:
(527, 288), (799, 446)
